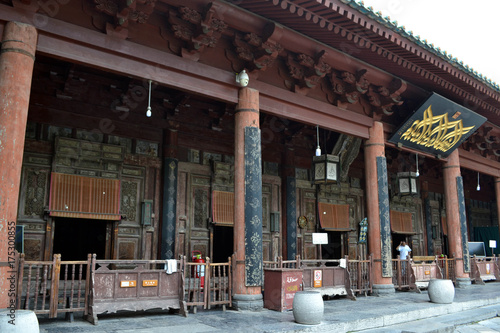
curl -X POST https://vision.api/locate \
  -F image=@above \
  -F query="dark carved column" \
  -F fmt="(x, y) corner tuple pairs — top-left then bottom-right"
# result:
(160, 122), (179, 259)
(282, 145), (296, 260)
(422, 181), (433, 255)
(286, 176), (297, 260)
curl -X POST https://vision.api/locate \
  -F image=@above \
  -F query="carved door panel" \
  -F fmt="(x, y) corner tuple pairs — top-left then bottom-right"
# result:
(190, 174), (211, 259)
(299, 187), (317, 260)
(118, 176), (143, 259)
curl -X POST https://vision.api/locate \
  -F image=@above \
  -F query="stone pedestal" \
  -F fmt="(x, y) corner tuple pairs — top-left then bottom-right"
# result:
(0, 309), (39, 333)
(372, 284), (396, 295)
(292, 291), (324, 325)
(232, 294), (263, 311)
(455, 277), (471, 289)
(428, 279), (455, 304)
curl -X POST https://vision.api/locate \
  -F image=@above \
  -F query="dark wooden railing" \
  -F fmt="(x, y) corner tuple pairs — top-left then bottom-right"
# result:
(87, 256), (185, 324)
(16, 253), (91, 319)
(347, 255), (373, 296)
(471, 255), (499, 284)
(183, 256), (233, 313)
(392, 257), (415, 290)
(264, 255), (373, 298)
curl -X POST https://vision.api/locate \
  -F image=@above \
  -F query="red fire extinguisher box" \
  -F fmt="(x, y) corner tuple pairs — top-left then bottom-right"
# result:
(191, 251), (205, 288)
(263, 268), (302, 311)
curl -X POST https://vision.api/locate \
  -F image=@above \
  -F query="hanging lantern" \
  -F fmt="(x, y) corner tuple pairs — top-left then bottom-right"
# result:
(312, 154), (339, 184)
(396, 171), (418, 195)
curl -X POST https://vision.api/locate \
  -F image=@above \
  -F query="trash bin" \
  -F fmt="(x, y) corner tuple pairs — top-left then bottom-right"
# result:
(263, 268), (302, 311)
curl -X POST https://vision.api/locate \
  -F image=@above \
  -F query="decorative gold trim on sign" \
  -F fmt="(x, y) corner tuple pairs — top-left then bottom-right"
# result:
(401, 105), (474, 152)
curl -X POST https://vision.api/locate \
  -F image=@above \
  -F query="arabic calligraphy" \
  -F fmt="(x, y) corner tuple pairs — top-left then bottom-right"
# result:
(401, 105), (474, 152)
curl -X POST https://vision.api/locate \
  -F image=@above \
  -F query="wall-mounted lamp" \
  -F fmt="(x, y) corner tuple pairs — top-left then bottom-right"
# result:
(477, 172), (480, 191)
(146, 79), (152, 117)
(236, 70), (249, 87)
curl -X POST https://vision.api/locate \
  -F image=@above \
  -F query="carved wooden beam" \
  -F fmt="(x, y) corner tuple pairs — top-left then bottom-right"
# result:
(284, 50), (331, 94)
(93, 0), (157, 39)
(168, 4), (227, 61)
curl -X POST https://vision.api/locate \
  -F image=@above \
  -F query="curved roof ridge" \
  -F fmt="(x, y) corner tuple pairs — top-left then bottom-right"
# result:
(341, 0), (500, 92)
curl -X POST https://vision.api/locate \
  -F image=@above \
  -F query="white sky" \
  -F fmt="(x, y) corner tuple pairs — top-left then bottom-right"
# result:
(359, 0), (500, 85)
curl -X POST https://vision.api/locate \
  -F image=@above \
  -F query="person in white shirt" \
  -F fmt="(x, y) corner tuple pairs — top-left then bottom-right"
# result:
(397, 241), (412, 260)
(396, 241), (412, 275)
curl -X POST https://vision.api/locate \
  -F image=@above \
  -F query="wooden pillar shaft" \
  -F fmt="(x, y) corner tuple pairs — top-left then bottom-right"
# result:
(234, 87), (261, 297)
(364, 121), (392, 286)
(443, 149), (468, 278)
(0, 22), (38, 308)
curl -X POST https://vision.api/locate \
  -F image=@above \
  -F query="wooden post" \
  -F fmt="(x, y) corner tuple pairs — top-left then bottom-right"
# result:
(364, 121), (394, 293)
(50, 254), (61, 318)
(0, 22), (37, 308)
(443, 150), (470, 286)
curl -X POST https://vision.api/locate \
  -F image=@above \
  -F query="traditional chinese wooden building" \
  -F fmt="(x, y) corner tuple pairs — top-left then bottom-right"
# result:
(1, 0), (500, 309)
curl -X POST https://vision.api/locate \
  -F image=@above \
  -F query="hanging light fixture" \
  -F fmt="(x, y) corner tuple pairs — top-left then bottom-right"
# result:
(477, 172), (480, 191)
(396, 153), (419, 196)
(312, 126), (339, 184)
(315, 125), (321, 157)
(146, 79), (152, 117)
(415, 153), (420, 177)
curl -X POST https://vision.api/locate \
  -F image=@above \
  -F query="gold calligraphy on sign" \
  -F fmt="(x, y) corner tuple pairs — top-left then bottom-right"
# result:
(401, 105), (474, 152)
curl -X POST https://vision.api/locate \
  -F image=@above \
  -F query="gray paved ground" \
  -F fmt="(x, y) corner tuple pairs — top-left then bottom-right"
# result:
(37, 282), (500, 333)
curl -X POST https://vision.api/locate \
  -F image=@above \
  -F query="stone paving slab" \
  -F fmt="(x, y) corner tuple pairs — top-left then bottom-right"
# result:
(37, 283), (500, 333)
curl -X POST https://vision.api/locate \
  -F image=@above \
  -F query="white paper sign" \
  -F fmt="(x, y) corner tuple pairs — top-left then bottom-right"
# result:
(490, 240), (497, 248)
(312, 233), (328, 245)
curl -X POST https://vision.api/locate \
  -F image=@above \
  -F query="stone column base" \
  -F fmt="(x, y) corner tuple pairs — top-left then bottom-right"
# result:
(372, 284), (395, 295)
(232, 293), (263, 311)
(455, 277), (471, 288)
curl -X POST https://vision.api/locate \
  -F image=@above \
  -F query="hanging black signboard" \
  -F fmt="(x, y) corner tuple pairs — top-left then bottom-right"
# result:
(388, 93), (486, 158)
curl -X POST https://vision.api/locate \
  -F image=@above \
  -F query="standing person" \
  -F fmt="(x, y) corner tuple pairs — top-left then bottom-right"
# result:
(396, 241), (412, 276)
(397, 241), (412, 260)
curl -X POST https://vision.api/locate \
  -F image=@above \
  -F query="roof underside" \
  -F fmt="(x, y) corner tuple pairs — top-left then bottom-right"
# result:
(231, 0), (500, 125)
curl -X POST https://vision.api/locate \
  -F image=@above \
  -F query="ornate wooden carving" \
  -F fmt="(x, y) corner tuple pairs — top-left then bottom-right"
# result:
(24, 169), (49, 217)
(121, 180), (139, 222)
(93, 0), (157, 39)
(285, 51), (330, 94)
(168, 4), (227, 61)
(462, 126), (500, 161)
(367, 78), (406, 117)
(331, 134), (362, 183)
(229, 23), (283, 74)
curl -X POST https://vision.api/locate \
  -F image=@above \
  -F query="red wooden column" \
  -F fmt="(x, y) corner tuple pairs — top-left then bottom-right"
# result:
(0, 22), (37, 308)
(233, 87), (262, 310)
(443, 149), (470, 287)
(364, 121), (394, 294)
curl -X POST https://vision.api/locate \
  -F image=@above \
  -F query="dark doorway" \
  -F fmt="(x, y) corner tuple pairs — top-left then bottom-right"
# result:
(392, 233), (408, 259)
(53, 218), (107, 261)
(213, 225), (233, 263)
(321, 231), (343, 259)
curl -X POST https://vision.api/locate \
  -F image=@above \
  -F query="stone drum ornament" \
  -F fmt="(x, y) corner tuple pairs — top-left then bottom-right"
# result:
(428, 279), (455, 304)
(292, 291), (324, 325)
